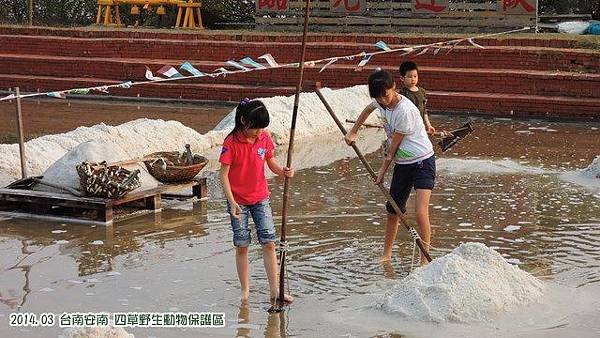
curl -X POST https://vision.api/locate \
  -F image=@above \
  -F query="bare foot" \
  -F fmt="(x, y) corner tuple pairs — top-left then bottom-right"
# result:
(378, 256), (392, 263)
(241, 290), (250, 302)
(270, 293), (294, 306)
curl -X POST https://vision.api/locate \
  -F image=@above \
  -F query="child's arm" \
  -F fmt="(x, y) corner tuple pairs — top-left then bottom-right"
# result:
(424, 113), (436, 134)
(220, 164), (242, 219)
(422, 92), (436, 134)
(345, 103), (376, 145)
(375, 132), (404, 184)
(266, 158), (294, 178)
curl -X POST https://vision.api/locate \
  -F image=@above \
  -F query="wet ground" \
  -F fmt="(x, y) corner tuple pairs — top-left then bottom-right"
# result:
(0, 108), (599, 337)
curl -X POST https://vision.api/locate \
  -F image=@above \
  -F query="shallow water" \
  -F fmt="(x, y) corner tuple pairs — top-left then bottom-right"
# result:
(1, 115), (599, 337)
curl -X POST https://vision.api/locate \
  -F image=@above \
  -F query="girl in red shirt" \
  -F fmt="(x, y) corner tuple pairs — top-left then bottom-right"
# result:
(219, 98), (294, 306)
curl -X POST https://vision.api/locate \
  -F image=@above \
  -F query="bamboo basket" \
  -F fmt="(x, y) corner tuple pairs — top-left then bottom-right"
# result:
(144, 151), (208, 183)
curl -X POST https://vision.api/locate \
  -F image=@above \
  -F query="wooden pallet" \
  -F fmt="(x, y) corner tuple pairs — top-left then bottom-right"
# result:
(0, 178), (207, 226)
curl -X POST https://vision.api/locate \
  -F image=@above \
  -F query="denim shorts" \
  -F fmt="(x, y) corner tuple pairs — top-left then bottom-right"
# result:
(386, 155), (436, 215)
(227, 198), (277, 247)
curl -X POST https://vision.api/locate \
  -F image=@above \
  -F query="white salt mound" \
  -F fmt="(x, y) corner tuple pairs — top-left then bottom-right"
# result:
(0, 86), (374, 184)
(59, 327), (133, 338)
(0, 170), (12, 187)
(560, 155), (600, 192)
(380, 242), (544, 322)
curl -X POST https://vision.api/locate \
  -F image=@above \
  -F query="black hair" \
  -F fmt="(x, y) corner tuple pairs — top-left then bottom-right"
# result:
(367, 70), (395, 98)
(399, 61), (418, 77)
(228, 99), (270, 138)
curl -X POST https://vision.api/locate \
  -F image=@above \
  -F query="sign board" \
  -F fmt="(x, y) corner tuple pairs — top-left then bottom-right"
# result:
(330, 0), (367, 13)
(412, 0), (450, 14)
(498, 0), (536, 15)
(257, 0), (289, 13)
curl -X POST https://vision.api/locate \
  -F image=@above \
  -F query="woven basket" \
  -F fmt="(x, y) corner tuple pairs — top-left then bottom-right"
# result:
(76, 161), (141, 199)
(144, 151), (208, 183)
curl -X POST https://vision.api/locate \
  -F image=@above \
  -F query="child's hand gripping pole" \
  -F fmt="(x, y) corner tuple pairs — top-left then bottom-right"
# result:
(315, 84), (432, 263)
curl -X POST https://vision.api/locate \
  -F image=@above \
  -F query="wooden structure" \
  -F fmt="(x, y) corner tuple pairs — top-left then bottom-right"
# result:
(0, 178), (207, 226)
(175, 1), (203, 29)
(256, 0), (537, 32)
(96, 0), (203, 29)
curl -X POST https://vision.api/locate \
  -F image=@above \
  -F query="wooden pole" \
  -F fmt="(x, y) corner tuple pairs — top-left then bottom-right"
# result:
(27, 0), (33, 26)
(15, 87), (28, 179)
(271, 0), (311, 313)
(315, 85), (432, 263)
(535, 0), (539, 33)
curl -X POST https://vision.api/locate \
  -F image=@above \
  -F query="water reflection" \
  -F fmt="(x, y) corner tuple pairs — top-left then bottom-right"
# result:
(234, 301), (287, 338)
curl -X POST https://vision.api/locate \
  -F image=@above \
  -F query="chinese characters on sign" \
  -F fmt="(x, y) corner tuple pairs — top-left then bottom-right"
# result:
(499, 0), (536, 14)
(257, 0), (289, 12)
(412, 0), (449, 14)
(330, 0), (366, 13)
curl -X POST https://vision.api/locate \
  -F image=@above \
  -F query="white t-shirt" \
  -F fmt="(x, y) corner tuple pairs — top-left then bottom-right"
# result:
(372, 94), (434, 164)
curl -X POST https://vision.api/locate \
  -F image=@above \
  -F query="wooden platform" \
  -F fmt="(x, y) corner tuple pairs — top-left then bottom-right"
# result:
(0, 178), (207, 226)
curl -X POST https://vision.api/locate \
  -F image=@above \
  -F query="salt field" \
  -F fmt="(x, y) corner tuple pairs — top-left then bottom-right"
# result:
(0, 88), (599, 337)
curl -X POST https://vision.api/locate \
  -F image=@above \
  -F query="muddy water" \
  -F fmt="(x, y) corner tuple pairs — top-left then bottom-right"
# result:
(0, 115), (599, 337)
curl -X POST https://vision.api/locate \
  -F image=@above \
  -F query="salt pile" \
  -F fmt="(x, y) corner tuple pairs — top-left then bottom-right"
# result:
(379, 242), (544, 322)
(39, 140), (159, 192)
(0, 86), (374, 188)
(560, 155), (600, 192)
(59, 327), (133, 338)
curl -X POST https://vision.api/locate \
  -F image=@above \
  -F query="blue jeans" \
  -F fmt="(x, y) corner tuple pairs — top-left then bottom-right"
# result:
(227, 198), (276, 247)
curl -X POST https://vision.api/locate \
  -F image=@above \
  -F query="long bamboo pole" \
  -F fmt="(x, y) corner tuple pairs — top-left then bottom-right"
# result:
(271, 0), (312, 313)
(315, 85), (432, 263)
(15, 87), (28, 179)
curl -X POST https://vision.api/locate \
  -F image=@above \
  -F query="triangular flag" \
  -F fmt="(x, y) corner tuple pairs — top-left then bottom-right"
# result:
(157, 65), (183, 78)
(212, 67), (230, 77)
(354, 54), (373, 71)
(118, 81), (133, 89)
(400, 48), (414, 56)
(47, 91), (66, 99)
(319, 58), (338, 73)
(0, 94), (16, 101)
(446, 41), (461, 54)
(258, 54), (279, 67)
(344, 52), (365, 61)
(69, 88), (90, 95)
(375, 41), (391, 51)
(415, 48), (430, 56)
(145, 67), (163, 81)
(467, 38), (485, 49)
(226, 60), (250, 71)
(180, 61), (205, 77)
(94, 86), (110, 93)
(240, 57), (266, 69)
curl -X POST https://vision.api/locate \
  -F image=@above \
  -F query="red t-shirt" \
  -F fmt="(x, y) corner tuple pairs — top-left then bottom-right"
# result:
(219, 131), (275, 205)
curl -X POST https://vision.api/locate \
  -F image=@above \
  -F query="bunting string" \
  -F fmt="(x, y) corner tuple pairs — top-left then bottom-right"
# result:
(0, 27), (531, 102)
